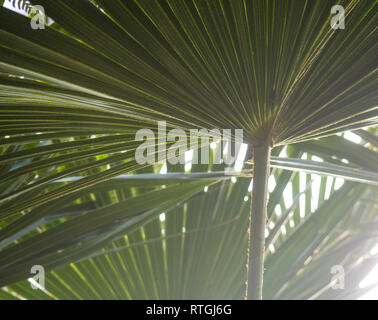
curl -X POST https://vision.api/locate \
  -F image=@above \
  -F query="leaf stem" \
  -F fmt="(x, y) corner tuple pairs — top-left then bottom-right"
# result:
(246, 140), (271, 300)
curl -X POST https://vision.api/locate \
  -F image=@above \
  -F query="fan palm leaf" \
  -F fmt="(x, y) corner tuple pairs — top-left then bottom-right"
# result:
(0, 0), (377, 299)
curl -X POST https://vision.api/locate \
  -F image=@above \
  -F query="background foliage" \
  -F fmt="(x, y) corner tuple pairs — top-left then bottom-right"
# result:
(0, 0), (377, 299)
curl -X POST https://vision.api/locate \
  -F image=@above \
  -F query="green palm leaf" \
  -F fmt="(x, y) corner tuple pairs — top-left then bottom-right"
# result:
(0, 0), (377, 300)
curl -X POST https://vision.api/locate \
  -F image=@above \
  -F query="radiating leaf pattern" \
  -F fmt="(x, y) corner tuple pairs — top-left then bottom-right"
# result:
(0, 0), (377, 299)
